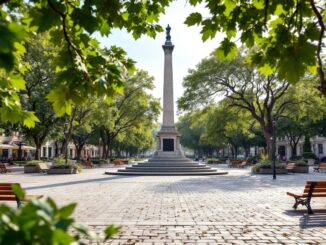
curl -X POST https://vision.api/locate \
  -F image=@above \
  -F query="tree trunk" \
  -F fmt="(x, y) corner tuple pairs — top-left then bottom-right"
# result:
(289, 139), (299, 159)
(33, 136), (44, 160)
(34, 146), (41, 160)
(262, 128), (273, 160)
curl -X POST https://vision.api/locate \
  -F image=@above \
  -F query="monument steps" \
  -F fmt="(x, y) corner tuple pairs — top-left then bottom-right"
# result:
(135, 161), (204, 166)
(147, 159), (193, 162)
(107, 171), (228, 176)
(105, 159), (228, 176)
(131, 165), (207, 168)
(124, 167), (214, 172)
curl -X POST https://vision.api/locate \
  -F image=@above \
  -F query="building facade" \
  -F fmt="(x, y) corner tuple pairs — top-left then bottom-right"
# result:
(276, 135), (326, 160)
(0, 133), (100, 161)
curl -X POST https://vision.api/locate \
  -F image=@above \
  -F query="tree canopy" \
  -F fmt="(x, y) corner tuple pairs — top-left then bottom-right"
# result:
(0, 0), (171, 126)
(178, 53), (326, 159)
(185, 0), (326, 95)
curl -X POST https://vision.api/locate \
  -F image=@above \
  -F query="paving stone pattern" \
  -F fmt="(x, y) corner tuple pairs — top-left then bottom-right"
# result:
(1, 165), (326, 244)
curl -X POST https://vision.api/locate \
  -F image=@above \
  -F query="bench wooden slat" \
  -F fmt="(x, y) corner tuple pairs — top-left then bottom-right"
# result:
(306, 183), (326, 188)
(0, 183), (42, 208)
(0, 186), (15, 190)
(304, 189), (326, 193)
(0, 191), (15, 195)
(0, 196), (17, 201)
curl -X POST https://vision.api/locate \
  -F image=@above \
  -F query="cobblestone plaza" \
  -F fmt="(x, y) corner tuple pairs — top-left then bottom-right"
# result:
(2, 165), (326, 244)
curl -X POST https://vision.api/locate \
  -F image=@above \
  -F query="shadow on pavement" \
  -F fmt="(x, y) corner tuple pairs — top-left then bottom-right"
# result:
(300, 211), (326, 228)
(283, 209), (326, 228)
(25, 175), (131, 191)
(149, 173), (316, 193)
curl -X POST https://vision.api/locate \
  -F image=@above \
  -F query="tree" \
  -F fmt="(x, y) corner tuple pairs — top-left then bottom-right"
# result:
(313, 116), (326, 137)
(185, 0), (326, 95)
(200, 102), (256, 158)
(177, 112), (205, 156)
(276, 77), (326, 158)
(19, 34), (64, 160)
(94, 70), (160, 159)
(0, 0), (171, 126)
(276, 117), (304, 158)
(178, 55), (298, 159)
(71, 103), (95, 160)
(113, 127), (156, 157)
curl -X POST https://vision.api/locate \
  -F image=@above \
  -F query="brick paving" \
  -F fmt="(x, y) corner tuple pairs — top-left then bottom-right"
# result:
(1, 164), (326, 244)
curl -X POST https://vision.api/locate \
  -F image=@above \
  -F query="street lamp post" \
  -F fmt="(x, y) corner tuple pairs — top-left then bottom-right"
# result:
(272, 119), (276, 180)
(64, 123), (69, 165)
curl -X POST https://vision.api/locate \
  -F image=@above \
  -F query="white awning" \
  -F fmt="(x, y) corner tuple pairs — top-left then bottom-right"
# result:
(0, 144), (14, 149)
(22, 145), (36, 150)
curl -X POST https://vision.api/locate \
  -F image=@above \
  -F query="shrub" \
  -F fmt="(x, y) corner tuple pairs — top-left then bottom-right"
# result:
(290, 156), (303, 161)
(247, 156), (260, 164)
(25, 160), (43, 166)
(13, 160), (43, 166)
(51, 163), (83, 173)
(252, 162), (286, 173)
(295, 160), (308, 167)
(54, 155), (76, 165)
(260, 153), (269, 162)
(90, 158), (107, 165)
(207, 158), (221, 164)
(302, 152), (316, 159)
(0, 185), (119, 244)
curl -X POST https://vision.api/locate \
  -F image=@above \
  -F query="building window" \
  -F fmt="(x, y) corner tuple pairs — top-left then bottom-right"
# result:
(48, 147), (52, 158)
(318, 144), (323, 155)
(42, 147), (46, 157)
(70, 148), (73, 158)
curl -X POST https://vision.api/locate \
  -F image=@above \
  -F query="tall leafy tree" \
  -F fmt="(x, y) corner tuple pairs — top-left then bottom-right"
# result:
(201, 102), (255, 157)
(94, 70), (160, 159)
(71, 103), (96, 160)
(177, 111), (205, 155)
(178, 55), (298, 159)
(185, 0), (326, 95)
(277, 78), (326, 158)
(20, 34), (64, 160)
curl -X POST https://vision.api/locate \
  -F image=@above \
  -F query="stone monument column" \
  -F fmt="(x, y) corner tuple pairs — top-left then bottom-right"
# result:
(155, 25), (183, 157)
(162, 25), (175, 128)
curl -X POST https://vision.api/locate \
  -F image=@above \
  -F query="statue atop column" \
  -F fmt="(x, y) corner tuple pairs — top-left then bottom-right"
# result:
(165, 25), (171, 44)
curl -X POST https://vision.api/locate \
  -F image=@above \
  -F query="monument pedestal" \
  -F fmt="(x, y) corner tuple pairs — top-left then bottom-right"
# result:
(155, 126), (184, 158)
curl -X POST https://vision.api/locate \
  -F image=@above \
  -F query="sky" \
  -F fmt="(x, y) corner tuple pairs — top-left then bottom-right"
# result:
(97, 0), (223, 122)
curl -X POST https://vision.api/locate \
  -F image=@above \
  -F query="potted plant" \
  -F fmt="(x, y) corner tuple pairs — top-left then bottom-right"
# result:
(207, 158), (221, 164)
(48, 156), (82, 174)
(23, 160), (43, 173)
(294, 160), (309, 173)
(252, 161), (288, 174)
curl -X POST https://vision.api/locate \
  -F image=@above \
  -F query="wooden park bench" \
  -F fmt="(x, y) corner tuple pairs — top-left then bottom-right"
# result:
(0, 163), (11, 173)
(287, 181), (326, 214)
(228, 160), (243, 168)
(286, 162), (296, 173)
(0, 183), (43, 208)
(239, 161), (250, 168)
(84, 161), (94, 168)
(37, 162), (50, 173)
(314, 163), (326, 172)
